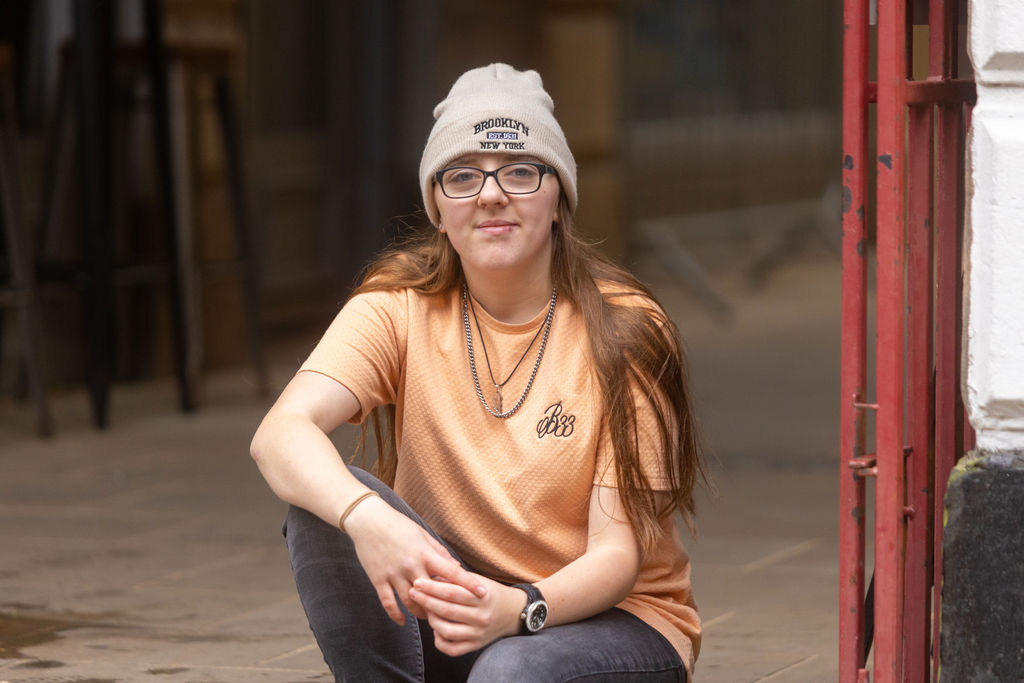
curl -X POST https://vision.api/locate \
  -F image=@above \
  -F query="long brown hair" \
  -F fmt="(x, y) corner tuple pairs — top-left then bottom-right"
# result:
(351, 198), (707, 552)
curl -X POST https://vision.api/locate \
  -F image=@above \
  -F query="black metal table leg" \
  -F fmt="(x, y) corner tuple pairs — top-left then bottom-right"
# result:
(72, 0), (114, 428)
(213, 76), (267, 397)
(143, 0), (197, 412)
(0, 46), (53, 436)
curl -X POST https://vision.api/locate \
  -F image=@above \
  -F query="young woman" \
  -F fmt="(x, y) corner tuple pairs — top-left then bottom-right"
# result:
(251, 63), (706, 682)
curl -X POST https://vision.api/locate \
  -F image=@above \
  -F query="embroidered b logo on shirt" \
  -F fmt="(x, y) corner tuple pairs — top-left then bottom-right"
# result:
(536, 401), (575, 438)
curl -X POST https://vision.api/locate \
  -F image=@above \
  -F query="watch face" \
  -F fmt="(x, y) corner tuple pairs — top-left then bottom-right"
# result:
(526, 601), (548, 632)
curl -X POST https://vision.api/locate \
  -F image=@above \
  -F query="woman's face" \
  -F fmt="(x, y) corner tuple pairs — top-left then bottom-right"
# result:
(433, 153), (561, 283)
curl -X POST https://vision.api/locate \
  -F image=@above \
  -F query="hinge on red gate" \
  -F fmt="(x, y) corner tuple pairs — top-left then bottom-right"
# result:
(848, 454), (877, 478)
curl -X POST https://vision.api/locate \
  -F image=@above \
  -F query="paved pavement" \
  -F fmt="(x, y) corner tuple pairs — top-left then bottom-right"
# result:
(0, 257), (842, 682)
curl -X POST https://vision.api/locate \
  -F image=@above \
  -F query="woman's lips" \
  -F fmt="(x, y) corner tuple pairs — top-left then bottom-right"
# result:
(476, 220), (516, 235)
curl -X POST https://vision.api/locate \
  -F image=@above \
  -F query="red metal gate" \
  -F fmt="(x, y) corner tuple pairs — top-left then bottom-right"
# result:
(840, 1), (976, 681)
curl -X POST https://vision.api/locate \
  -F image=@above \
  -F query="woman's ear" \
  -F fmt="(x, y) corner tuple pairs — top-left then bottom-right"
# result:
(552, 191), (567, 225)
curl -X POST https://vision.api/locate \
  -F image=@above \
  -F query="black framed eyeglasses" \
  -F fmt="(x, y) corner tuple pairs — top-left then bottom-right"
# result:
(434, 162), (557, 199)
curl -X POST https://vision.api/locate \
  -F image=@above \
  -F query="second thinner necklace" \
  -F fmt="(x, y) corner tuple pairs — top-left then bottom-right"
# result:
(462, 284), (557, 418)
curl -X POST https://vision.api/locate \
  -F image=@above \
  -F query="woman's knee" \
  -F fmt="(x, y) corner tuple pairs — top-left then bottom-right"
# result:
(467, 612), (686, 683)
(283, 503), (327, 543)
(467, 637), (536, 682)
(346, 465), (390, 493)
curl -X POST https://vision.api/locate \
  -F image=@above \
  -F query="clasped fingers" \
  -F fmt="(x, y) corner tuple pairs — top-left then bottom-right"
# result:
(423, 554), (488, 598)
(410, 589), (491, 656)
(407, 575), (523, 656)
(412, 577), (481, 605)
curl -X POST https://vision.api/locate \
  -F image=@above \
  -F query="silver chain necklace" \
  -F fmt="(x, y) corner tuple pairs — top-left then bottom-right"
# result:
(462, 284), (557, 418)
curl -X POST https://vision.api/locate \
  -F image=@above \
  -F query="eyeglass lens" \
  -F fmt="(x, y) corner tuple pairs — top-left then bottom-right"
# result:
(440, 164), (543, 198)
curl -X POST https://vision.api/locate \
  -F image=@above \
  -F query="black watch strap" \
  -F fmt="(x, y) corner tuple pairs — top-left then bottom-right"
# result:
(512, 582), (542, 604)
(512, 582), (548, 634)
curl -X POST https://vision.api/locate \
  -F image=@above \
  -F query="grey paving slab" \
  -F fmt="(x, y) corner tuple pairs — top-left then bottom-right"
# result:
(689, 472), (838, 682)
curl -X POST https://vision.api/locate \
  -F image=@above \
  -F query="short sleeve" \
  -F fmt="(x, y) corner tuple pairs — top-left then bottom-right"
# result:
(299, 289), (408, 423)
(594, 383), (675, 490)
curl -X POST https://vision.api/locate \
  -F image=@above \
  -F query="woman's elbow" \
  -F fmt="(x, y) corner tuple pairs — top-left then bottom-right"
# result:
(604, 546), (642, 602)
(249, 414), (279, 469)
(249, 434), (264, 467)
(249, 415), (296, 504)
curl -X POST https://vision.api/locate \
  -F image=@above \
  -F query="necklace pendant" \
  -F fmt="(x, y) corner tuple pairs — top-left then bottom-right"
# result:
(495, 385), (503, 413)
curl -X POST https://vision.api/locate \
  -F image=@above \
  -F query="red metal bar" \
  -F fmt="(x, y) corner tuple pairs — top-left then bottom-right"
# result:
(954, 100), (969, 466)
(903, 100), (935, 682)
(930, 1), (973, 672)
(874, 0), (909, 680)
(905, 79), (977, 104)
(871, 79), (976, 106)
(839, 0), (871, 679)
(931, 100), (960, 683)
(928, 5), (968, 679)
(929, 0), (954, 79)
(964, 413), (977, 453)
(931, 7), (946, 675)
(841, 2), (974, 679)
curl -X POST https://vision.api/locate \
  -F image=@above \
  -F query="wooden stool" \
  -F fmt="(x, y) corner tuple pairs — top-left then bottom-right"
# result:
(38, 1), (266, 428)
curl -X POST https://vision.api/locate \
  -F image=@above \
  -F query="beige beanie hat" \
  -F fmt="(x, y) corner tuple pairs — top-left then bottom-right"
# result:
(419, 63), (577, 226)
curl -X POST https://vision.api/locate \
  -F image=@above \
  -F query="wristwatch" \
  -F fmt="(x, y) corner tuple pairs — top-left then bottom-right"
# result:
(512, 583), (548, 634)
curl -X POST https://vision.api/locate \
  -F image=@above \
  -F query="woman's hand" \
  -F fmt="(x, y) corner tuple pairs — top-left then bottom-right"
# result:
(408, 573), (526, 656)
(343, 496), (486, 625)
(405, 484), (649, 656)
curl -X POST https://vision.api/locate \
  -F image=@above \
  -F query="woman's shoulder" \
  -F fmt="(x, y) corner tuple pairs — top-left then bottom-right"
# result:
(347, 282), (456, 320)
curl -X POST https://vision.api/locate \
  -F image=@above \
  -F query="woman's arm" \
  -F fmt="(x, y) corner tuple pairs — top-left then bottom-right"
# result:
(535, 484), (642, 625)
(250, 371), (366, 525)
(408, 484), (647, 655)
(250, 371), (485, 624)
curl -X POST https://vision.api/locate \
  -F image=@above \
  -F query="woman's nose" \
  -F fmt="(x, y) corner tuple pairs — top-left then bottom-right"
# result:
(477, 174), (509, 206)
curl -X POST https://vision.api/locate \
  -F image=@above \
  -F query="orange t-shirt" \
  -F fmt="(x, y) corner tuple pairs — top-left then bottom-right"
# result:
(300, 286), (700, 672)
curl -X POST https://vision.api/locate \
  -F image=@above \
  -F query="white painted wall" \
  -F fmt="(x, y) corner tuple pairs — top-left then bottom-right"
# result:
(966, 0), (1024, 451)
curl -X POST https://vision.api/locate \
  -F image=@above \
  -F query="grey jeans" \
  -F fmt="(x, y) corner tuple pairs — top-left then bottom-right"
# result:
(283, 467), (687, 682)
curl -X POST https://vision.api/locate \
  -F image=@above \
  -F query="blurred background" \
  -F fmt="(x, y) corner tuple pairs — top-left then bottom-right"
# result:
(0, 1), (845, 679)
(0, 0), (840, 403)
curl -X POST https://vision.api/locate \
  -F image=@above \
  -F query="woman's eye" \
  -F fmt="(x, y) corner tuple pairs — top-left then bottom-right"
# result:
(448, 170), (480, 184)
(506, 166), (536, 178)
